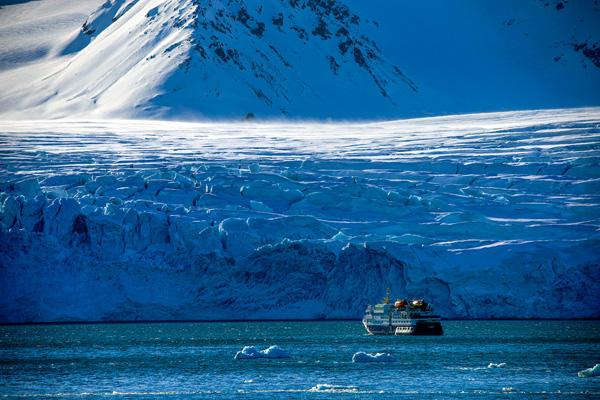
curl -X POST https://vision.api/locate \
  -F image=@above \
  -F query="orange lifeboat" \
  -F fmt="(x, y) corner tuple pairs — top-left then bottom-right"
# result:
(394, 299), (407, 309)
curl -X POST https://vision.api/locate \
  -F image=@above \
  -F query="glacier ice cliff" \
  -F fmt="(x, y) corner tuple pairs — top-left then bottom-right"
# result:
(0, 109), (599, 322)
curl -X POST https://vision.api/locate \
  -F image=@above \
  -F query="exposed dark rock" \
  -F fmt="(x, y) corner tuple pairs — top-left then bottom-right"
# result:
(292, 26), (308, 41)
(312, 18), (331, 39)
(338, 38), (352, 55)
(573, 41), (600, 69)
(269, 45), (291, 67)
(327, 55), (340, 74)
(251, 22), (265, 38)
(272, 13), (284, 27)
(353, 47), (366, 67)
(335, 26), (348, 37)
(252, 87), (272, 106)
(81, 21), (95, 36)
(236, 7), (251, 27)
(213, 46), (228, 63)
(193, 43), (207, 59)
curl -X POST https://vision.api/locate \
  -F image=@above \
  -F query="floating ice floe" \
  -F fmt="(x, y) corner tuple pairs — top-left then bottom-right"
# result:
(487, 362), (506, 368)
(352, 352), (395, 363)
(234, 345), (290, 359)
(308, 384), (359, 393)
(578, 364), (600, 378)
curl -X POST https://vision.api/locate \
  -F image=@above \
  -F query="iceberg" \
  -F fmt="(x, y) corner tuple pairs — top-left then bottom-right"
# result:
(352, 352), (395, 363)
(578, 364), (600, 378)
(234, 345), (290, 360)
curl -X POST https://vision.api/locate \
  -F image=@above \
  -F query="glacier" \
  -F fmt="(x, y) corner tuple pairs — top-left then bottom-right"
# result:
(0, 108), (599, 322)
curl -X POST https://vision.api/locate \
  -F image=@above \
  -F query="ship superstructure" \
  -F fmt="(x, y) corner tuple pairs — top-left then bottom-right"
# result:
(362, 289), (443, 335)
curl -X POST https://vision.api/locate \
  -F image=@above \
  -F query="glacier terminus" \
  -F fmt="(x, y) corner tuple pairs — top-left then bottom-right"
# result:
(1, 109), (599, 322)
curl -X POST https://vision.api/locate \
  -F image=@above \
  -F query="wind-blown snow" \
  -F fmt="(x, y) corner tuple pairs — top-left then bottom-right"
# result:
(1, 108), (599, 322)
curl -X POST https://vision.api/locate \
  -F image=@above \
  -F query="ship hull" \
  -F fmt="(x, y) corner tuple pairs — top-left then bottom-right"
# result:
(363, 320), (443, 336)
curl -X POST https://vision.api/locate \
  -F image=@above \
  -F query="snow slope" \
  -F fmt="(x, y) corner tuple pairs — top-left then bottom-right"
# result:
(0, 0), (101, 71)
(0, 0), (599, 119)
(1, 108), (599, 322)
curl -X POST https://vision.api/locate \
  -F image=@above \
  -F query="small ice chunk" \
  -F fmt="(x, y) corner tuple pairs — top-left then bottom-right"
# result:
(260, 345), (290, 358)
(352, 352), (395, 363)
(578, 364), (600, 378)
(308, 384), (359, 393)
(234, 346), (260, 359)
(487, 362), (506, 368)
(234, 345), (290, 359)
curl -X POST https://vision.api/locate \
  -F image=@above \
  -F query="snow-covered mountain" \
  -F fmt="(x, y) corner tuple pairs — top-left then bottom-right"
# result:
(0, 0), (419, 119)
(1, 109), (599, 322)
(0, 0), (599, 119)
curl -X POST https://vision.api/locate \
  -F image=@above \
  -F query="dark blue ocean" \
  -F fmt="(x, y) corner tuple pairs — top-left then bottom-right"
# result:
(1, 321), (599, 399)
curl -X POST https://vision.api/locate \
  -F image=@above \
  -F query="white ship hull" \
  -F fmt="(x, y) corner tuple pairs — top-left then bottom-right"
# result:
(362, 318), (443, 336)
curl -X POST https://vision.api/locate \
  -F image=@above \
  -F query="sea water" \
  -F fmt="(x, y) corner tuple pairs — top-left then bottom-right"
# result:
(1, 320), (599, 399)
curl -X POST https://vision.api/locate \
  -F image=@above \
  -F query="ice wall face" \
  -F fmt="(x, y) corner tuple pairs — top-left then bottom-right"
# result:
(1, 109), (599, 322)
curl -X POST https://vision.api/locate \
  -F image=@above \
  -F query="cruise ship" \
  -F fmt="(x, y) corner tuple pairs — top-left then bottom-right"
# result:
(362, 289), (443, 335)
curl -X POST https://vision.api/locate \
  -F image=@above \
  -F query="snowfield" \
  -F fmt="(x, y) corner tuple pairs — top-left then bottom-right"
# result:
(1, 108), (599, 322)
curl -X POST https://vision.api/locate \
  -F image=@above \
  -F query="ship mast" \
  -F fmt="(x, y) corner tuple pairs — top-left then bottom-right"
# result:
(383, 287), (391, 304)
